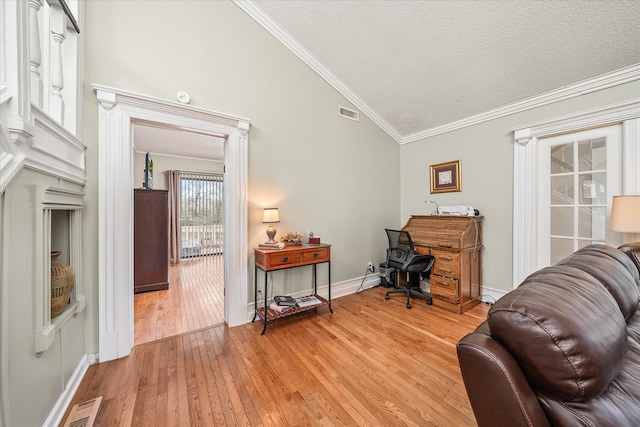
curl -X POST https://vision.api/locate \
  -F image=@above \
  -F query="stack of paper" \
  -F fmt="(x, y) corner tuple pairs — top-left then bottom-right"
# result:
(259, 242), (285, 249)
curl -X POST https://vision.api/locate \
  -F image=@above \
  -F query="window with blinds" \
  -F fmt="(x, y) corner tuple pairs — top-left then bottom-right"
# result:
(180, 172), (224, 259)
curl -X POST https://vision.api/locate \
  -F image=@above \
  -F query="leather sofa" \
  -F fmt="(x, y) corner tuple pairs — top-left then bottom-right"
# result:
(457, 244), (640, 427)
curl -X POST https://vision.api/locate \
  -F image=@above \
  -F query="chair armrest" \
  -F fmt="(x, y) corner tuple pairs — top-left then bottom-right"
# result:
(457, 333), (551, 427)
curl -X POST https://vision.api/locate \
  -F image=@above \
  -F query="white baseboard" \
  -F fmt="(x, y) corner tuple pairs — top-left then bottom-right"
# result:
(479, 285), (507, 305)
(245, 274), (508, 322)
(43, 354), (90, 427)
(246, 273), (381, 322)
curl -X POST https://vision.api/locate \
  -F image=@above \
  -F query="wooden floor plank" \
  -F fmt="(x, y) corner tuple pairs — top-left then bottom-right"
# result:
(62, 286), (490, 426)
(134, 255), (224, 345)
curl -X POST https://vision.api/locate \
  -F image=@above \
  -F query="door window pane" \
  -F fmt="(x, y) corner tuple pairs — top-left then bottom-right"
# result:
(550, 238), (574, 265)
(550, 207), (573, 236)
(551, 144), (574, 174)
(579, 172), (606, 205)
(578, 207), (606, 240)
(578, 138), (606, 172)
(551, 175), (574, 204)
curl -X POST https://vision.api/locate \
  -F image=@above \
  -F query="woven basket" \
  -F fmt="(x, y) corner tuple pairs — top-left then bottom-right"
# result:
(51, 251), (75, 318)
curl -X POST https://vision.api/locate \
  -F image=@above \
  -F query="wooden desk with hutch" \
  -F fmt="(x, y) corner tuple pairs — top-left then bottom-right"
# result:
(401, 215), (483, 313)
(253, 244), (332, 334)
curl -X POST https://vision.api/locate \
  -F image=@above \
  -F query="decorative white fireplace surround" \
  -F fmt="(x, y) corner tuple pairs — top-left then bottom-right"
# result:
(94, 85), (251, 362)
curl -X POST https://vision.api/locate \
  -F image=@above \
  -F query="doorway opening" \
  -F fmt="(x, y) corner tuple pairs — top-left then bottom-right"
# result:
(134, 171), (226, 345)
(95, 84), (250, 362)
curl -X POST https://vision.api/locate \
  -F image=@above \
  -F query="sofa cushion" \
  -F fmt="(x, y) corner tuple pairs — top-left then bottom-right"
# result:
(557, 252), (639, 320)
(537, 336), (640, 426)
(488, 266), (627, 402)
(576, 244), (640, 286)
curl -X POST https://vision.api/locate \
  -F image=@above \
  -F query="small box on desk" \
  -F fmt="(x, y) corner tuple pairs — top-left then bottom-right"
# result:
(309, 236), (321, 244)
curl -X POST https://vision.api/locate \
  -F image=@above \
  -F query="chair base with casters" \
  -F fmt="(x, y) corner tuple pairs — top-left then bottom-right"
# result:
(382, 228), (435, 309)
(385, 270), (433, 308)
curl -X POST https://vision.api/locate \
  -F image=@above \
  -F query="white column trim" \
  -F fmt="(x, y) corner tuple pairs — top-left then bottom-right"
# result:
(224, 124), (249, 327)
(28, 0), (44, 108)
(48, 2), (66, 124)
(93, 84), (251, 362)
(622, 118), (640, 194)
(512, 99), (640, 287)
(512, 136), (538, 286)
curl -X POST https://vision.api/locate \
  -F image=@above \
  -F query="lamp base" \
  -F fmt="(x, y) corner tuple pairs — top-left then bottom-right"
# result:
(265, 224), (277, 244)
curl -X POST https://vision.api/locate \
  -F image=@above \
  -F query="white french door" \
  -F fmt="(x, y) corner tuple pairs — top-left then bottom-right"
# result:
(537, 125), (623, 267)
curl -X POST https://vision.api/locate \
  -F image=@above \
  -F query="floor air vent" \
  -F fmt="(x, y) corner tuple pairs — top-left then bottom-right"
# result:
(339, 106), (359, 121)
(63, 396), (102, 427)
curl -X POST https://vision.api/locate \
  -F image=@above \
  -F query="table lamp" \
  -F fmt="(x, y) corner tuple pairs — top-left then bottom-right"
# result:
(262, 208), (280, 244)
(610, 195), (640, 244)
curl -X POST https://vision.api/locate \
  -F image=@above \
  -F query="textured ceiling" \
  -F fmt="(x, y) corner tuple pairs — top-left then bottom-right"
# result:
(134, 124), (225, 161)
(245, 0), (640, 140)
(140, 1), (640, 159)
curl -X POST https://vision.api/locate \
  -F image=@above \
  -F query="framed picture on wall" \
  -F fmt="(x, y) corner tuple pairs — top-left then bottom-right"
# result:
(143, 152), (153, 189)
(430, 160), (461, 193)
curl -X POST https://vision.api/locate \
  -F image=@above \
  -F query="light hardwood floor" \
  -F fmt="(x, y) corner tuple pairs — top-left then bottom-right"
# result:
(134, 255), (225, 345)
(64, 286), (489, 426)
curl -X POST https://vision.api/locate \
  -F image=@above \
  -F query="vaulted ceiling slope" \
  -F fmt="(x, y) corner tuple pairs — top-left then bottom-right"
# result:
(238, 0), (640, 143)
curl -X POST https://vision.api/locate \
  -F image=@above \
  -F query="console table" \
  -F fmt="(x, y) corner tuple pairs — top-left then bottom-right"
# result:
(401, 215), (483, 313)
(253, 244), (332, 334)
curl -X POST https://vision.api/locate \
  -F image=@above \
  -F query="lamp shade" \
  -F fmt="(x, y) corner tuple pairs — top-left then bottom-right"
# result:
(262, 208), (280, 224)
(611, 196), (640, 233)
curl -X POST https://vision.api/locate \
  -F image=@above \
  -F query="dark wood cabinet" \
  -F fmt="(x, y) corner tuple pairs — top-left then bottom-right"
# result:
(134, 189), (169, 293)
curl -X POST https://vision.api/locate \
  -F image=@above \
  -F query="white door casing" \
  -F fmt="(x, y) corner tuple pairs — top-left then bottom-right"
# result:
(512, 99), (640, 287)
(94, 85), (250, 362)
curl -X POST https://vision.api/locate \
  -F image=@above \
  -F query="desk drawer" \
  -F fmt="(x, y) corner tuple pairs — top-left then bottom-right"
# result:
(270, 253), (302, 268)
(430, 275), (459, 303)
(302, 247), (330, 264)
(432, 250), (460, 278)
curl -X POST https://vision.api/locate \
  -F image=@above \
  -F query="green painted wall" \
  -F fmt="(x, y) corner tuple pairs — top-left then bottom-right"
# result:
(401, 80), (640, 294)
(81, 0), (400, 350)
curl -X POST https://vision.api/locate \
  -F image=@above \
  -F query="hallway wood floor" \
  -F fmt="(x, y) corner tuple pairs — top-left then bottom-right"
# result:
(134, 255), (224, 345)
(64, 287), (489, 426)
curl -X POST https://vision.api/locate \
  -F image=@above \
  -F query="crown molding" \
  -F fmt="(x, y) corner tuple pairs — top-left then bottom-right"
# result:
(232, 0), (403, 143)
(233, 2), (639, 146)
(402, 64), (640, 144)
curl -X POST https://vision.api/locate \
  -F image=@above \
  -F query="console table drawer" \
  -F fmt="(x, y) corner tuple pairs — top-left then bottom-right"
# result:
(432, 250), (460, 277)
(270, 253), (302, 268)
(430, 276), (459, 303)
(302, 247), (330, 263)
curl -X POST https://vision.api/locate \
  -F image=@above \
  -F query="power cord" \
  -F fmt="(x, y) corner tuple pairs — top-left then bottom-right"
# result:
(356, 266), (379, 294)
(480, 294), (496, 305)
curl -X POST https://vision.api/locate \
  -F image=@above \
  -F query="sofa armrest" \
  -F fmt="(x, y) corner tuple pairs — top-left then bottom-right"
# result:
(457, 332), (551, 427)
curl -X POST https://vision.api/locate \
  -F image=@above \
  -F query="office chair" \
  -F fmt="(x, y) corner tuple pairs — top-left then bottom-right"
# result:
(384, 229), (435, 308)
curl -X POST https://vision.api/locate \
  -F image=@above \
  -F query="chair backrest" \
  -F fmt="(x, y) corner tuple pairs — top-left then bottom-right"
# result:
(385, 229), (416, 269)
